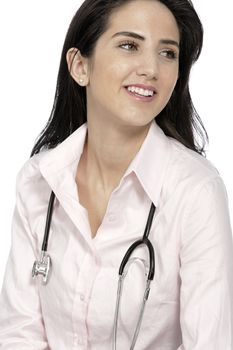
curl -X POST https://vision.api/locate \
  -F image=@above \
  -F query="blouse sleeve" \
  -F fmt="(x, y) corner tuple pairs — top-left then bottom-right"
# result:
(0, 173), (50, 349)
(177, 176), (233, 350)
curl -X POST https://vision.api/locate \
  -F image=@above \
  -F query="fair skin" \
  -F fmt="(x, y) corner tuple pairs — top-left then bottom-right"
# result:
(66, 0), (180, 237)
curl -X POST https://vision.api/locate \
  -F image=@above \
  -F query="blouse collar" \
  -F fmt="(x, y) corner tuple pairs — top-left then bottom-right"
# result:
(39, 120), (172, 208)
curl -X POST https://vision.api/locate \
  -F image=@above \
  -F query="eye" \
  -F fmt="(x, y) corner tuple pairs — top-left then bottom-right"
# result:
(119, 40), (138, 51)
(160, 49), (178, 60)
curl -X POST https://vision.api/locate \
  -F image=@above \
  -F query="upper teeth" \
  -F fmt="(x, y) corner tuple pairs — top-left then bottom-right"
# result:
(127, 86), (154, 96)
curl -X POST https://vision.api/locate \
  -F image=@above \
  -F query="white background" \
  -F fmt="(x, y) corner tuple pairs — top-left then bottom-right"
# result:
(0, 1), (232, 286)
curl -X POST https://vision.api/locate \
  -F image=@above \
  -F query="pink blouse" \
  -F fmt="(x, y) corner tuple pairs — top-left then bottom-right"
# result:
(0, 121), (232, 349)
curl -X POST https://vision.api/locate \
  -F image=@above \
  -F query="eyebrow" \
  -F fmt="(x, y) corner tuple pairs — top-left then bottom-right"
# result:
(111, 31), (180, 49)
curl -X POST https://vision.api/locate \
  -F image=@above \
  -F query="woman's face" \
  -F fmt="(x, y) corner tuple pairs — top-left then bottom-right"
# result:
(85, 0), (180, 128)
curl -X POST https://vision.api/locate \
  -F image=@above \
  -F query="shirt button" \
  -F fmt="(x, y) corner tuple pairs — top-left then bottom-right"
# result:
(80, 294), (85, 301)
(74, 333), (78, 346)
(108, 213), (116, 222)
(78, 337), (84, 345)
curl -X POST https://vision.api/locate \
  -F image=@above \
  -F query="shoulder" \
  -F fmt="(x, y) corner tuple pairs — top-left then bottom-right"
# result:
(15, 150), (53, 213)
(170, 137), (219, 177)
(162, 137), (225, 203)
(170, 137), (219, 182)
(16, 150), (50, 189)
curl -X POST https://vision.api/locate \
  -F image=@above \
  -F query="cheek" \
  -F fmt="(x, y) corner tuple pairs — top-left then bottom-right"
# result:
(90, 62), (122, 93)
(106, 61), (130, 83)
(161, 68), (178, 94)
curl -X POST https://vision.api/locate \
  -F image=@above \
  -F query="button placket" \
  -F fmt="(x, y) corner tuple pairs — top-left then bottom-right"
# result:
(72, 252), (100, 348)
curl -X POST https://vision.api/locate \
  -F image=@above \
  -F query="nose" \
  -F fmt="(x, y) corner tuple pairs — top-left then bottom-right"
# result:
(136, 51), (159, 80)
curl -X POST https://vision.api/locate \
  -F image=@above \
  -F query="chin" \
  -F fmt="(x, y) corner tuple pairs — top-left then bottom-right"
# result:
(118, 115), (155, 128)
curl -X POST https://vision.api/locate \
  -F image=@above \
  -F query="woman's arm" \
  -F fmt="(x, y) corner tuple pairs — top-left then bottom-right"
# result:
(177, 176), (233, 349)
(0, 173), (50, 349)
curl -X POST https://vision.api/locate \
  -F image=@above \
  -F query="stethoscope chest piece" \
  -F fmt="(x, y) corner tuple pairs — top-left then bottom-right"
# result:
(32, 251), (52, 284)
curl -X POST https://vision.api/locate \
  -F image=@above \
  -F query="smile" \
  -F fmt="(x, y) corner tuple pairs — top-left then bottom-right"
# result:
(127, 86), (154, 96)
(124, 84), (157, 102)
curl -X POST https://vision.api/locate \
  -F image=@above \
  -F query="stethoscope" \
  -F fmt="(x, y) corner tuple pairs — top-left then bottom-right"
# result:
(32, 191), (156, 349)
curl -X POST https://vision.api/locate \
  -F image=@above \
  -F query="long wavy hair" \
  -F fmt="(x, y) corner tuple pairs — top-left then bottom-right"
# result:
(31, 0), (208, 157)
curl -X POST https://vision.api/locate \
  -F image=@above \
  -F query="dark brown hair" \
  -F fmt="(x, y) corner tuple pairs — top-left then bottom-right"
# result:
(31, 0), (208, 157)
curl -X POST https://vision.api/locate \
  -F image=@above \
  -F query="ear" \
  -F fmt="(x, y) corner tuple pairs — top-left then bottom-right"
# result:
(66, 48), (89, 86)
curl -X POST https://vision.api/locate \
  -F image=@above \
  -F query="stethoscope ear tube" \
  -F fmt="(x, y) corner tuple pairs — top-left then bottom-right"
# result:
(42, 191), (55, 252)
(119, 203), (156, 280)
(143, 238), (155, 280)
(143, 202), (156, 240)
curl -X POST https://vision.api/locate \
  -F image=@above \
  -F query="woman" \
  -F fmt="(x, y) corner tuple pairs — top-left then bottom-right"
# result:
(0, 0), (232, 349)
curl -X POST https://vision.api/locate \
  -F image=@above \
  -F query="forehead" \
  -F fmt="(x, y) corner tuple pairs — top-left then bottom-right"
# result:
(105, 0), (180, 40)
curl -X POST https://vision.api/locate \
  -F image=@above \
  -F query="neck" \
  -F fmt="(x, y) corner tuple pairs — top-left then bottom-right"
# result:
(81, 117), (151, 194)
